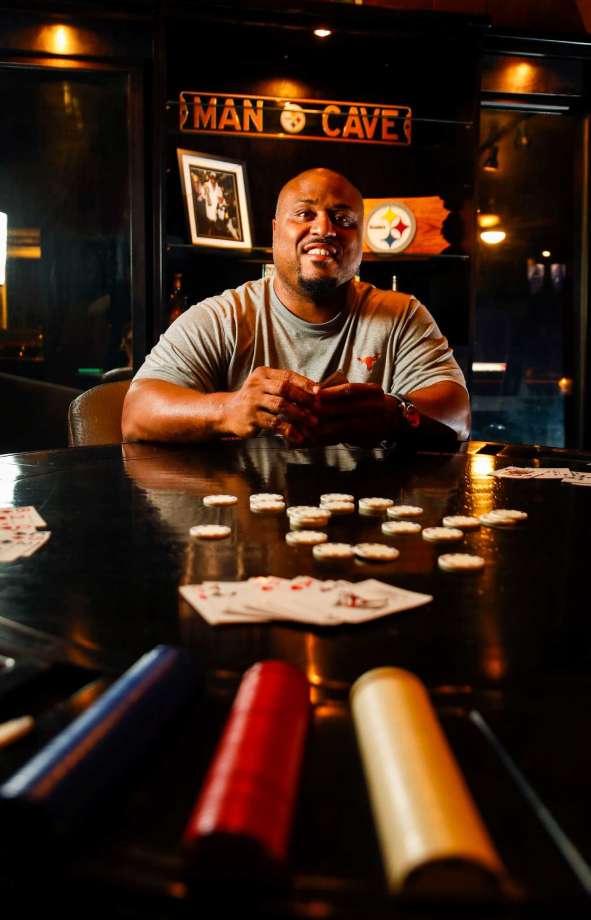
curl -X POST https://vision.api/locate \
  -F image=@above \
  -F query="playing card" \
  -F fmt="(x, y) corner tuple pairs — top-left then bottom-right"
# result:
(243, 577), (352, 624)
(488, 467), (540, 479)
(333, 579), (433, 623)
(0, 506), (47, 527)
(563, 472), (591, 486)
(534, 468), (574, 480)
(0, 542), (25, 563)
(15, 531), (52, 557)
(0, 528), (51, 562)
(179, 582), (273, 625)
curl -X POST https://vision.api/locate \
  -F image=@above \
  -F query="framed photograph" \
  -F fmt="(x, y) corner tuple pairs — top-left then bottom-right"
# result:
(177, 149), (253, 250)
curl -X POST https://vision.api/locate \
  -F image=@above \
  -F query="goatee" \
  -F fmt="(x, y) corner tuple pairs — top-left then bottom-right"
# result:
(297, 275), (339, 299)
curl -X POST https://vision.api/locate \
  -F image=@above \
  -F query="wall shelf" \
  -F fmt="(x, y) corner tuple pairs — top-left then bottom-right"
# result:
(165, 242), (469, 263)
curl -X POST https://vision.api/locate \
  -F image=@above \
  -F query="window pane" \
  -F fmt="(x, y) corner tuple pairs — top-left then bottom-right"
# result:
(472, 110), (576, 447)
(0, 68), (131, 388)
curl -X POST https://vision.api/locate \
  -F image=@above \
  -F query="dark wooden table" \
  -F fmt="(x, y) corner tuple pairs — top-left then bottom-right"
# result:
(1, 437), (591, 917)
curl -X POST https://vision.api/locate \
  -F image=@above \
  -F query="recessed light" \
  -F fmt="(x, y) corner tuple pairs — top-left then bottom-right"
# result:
(314, 28), (332, 38)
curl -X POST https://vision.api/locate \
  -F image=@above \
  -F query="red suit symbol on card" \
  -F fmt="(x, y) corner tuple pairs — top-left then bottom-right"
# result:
(357, 353), (381, 372)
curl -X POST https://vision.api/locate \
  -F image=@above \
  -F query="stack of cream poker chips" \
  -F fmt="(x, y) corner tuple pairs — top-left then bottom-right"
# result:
(358, 497), (394, 516)
(287, 506), (332, 529)
(382, 520), (422, 536)
(190, 524), (232, 540)
(249, 493), (286, 514)
(479, 509), (528, 527)
(320, 493), (356, 515)
(387, 504), (423, 519)
(202, 494), (238, 507)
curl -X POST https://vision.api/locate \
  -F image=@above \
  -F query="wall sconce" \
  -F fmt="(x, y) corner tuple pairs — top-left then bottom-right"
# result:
(483, 145), (499, 172)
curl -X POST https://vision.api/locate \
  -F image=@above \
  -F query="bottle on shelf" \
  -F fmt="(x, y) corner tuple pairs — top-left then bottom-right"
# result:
(167, 272), (188, 326)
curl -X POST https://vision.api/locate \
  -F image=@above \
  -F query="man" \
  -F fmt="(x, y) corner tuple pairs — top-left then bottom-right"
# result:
(123, 168), (470, 446)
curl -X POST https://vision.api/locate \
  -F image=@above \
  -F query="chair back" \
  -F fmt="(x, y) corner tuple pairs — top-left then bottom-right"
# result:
(68, 379), (131, 447)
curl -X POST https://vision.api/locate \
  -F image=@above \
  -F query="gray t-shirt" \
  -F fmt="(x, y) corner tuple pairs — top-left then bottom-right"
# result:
(135, 276), (466, 395)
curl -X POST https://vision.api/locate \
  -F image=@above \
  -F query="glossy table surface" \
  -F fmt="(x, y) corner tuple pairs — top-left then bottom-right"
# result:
(1, 437), (591, 917)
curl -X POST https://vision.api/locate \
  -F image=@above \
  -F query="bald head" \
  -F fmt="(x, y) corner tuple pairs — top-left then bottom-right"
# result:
(275, 168), (364, 220)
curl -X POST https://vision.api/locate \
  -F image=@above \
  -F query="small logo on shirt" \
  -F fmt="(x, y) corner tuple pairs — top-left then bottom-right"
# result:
(356, 352), (381, 372)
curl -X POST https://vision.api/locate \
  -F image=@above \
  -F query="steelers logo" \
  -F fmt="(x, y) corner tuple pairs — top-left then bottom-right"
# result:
(365, 201), (416, 254)
(280, 102), (306, 135)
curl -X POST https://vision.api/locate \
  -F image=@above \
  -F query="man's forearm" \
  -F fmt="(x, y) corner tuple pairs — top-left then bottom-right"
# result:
(406, 381), (471, 441)
(122, 379), (234, 443)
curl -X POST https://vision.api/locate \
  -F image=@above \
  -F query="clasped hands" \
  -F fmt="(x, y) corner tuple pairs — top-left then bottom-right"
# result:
(223, 366), (400, 447)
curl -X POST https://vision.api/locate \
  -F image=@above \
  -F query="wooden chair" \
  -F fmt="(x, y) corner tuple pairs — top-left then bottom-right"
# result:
(68, 379), (131, 446)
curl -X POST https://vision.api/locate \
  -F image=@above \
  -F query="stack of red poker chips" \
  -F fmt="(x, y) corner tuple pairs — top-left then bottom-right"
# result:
(183, 659), (310, 885)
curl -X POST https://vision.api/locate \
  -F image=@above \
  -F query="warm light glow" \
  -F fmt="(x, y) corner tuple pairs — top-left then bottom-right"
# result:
(558, 377), (573, 395)
(314, 28), (332, 38)
(542, 249), (551, 258)
(51, 25), (71, 54)
(0, 212), (6, 286)
(472, 362), (507, 373)
(480, 230), (506, 245)
(470, 454), (495, 478)
(478, 212), (500, 229)
(507, 61), (534, 93)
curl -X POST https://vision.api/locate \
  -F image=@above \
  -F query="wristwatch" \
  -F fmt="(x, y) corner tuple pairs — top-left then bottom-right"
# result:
(393, 394), (421, 430)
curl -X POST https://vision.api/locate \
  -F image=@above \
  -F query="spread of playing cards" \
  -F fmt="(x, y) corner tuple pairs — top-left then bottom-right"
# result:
(180, 576), (432, 626)
(0, 506), (51, 562)
(488, 466), (591, 484)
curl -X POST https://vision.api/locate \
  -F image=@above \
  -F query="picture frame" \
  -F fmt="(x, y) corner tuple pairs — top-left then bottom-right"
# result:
(177, 149), (253, 250)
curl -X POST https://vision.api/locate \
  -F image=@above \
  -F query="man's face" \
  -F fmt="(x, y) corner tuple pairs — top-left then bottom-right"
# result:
(272, 171), (364, 300)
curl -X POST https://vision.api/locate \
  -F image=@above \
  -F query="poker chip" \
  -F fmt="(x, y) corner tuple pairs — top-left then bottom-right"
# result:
(442, 515), (481, 530)
(353, 543), (400, 561)
(285, 530), (328, 546)
(312, 542), (354, 560)
(480, 509), (527, 527)
(320, 501), (355, 514)
(491, 508), (528, 521)
(286, 505), (322, 516)
(381, 520), (422, 536)
(189, 524), (231, 539)
(250, 500), (286, 514)
(387, 505), (423, 519)
(438, 553), (485, 572)
(249, 493), (284, 504)
(422, 526), (464, 543)
(320, 493), (355, 505)
(358, 497), (394, 515)
(202, 494), (238, 507)
(289, 509), (331, 529)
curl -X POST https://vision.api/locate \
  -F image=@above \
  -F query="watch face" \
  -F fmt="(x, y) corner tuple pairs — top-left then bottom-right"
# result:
(365, 201), (417, 254)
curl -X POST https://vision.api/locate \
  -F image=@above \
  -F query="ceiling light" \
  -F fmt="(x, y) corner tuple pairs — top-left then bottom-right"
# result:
(483, 145), (499, 172)
(314, 28), (332, 38)
(480, 230), (506, 245)
(541, 250), (551, 258)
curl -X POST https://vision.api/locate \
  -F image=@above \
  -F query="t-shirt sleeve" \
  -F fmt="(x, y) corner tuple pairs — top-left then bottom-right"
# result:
(133, 298), (232, 392)
(391, 297), (466, 395)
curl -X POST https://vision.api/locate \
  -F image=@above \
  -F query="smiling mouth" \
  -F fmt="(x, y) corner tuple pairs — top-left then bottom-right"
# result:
(302, 244), (339, 261)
